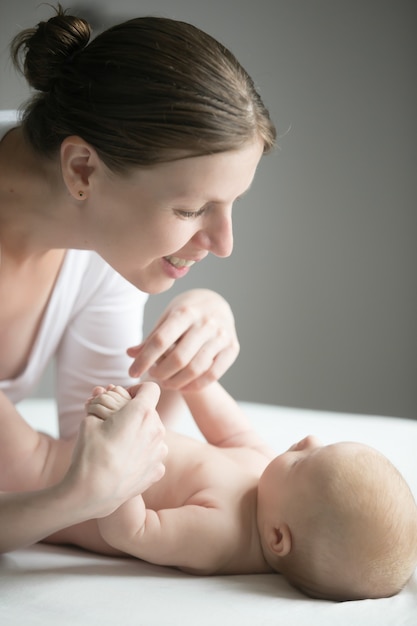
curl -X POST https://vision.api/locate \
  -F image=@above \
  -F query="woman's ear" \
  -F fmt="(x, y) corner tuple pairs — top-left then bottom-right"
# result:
(60, 136), (98, 201)
(268, 523), (292, 558)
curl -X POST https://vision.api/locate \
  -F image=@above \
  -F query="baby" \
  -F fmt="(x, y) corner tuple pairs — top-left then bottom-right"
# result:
(45, 382), (417, 601)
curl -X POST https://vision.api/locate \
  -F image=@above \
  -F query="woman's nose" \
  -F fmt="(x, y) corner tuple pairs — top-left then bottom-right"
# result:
(196, 212), (234, 258)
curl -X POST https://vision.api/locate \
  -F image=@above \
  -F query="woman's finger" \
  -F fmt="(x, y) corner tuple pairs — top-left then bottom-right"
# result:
(128, 307), (200, 377)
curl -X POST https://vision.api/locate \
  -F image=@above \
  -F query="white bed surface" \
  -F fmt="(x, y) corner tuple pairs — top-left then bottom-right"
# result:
(1, 399), (416, 626)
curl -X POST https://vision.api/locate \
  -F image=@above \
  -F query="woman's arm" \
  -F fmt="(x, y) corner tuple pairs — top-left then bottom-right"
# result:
(0, 383), (167, 553)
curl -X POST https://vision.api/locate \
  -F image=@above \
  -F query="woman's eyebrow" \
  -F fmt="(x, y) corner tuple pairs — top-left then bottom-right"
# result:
(207, 186), (253, 206)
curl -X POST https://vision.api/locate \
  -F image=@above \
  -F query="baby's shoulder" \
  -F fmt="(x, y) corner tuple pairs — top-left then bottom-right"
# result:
(221, 445), (271, 473)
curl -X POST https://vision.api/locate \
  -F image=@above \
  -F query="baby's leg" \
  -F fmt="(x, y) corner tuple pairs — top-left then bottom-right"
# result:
(86, 385), (131, 421)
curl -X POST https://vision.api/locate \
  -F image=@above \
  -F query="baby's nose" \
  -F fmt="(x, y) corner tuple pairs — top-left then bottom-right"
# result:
(295, 435), (323, 451)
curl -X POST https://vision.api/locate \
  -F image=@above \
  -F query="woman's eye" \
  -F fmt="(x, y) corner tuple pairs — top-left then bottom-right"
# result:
(176, 207), (206, 219)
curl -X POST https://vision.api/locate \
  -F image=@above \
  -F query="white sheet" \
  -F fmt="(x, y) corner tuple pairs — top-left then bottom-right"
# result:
(1, 399), (416, 626)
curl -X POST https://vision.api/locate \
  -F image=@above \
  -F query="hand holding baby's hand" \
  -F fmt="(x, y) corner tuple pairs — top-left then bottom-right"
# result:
(86, 384), (131, 420)
(68, 381), (167, 519)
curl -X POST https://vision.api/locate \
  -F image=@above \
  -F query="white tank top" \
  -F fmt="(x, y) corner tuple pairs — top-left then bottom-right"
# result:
(0, 111), (148, 437)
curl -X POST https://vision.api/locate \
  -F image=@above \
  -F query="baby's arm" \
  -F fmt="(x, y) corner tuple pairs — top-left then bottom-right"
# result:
(98, 496), (230, 574)
(89, 385), (231, 573)
(182, 382), (275, 457)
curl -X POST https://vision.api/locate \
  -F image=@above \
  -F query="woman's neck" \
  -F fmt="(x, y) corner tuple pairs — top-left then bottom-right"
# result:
(0, 127), (79, 260)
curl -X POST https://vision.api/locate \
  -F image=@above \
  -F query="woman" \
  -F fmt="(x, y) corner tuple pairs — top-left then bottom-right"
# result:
(0, 7), (276, 552)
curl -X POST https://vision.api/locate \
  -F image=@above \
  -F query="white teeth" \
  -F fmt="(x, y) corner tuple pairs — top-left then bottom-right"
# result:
(166, 256), (195, 268)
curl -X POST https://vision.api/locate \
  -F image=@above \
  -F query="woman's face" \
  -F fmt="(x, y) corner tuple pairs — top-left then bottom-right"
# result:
(87, 139), (264, 293)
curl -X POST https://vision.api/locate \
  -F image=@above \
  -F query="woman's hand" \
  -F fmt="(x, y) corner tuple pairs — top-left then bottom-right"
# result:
(65, 381), (167, 519)
(128, 289), (240, 391)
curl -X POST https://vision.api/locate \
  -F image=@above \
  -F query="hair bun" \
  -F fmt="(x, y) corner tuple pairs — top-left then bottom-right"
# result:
(11, 7), (91, 92)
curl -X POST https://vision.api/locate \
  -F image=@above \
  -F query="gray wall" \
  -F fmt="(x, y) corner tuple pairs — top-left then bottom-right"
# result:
(1, 1), (416, 418)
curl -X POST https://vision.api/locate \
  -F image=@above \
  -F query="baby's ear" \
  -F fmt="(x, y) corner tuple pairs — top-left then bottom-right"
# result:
(268, 523), (292, 558)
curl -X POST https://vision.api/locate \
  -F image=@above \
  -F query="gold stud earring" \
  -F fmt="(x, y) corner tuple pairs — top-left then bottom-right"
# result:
(78, 191), (84, 198)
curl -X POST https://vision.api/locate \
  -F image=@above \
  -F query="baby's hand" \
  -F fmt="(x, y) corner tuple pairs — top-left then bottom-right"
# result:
(86, 385), (131, 421)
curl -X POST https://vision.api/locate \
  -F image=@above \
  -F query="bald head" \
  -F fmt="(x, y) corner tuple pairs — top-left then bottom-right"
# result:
(279, 443), (417, 600)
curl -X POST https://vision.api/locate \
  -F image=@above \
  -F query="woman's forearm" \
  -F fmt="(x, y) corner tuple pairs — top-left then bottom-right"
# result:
(0, 382), (167, 554)
(0, 482), (93, 553)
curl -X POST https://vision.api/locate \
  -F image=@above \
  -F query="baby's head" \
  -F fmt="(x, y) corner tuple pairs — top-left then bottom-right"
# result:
(257, 436), (417, 601)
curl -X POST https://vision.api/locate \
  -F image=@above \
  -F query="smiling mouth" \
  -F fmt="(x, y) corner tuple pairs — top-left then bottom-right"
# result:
(165, 255), (196, 268)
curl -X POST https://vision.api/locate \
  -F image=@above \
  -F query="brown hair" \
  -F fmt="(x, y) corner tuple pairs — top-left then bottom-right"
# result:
(10, 5), (276, 172)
